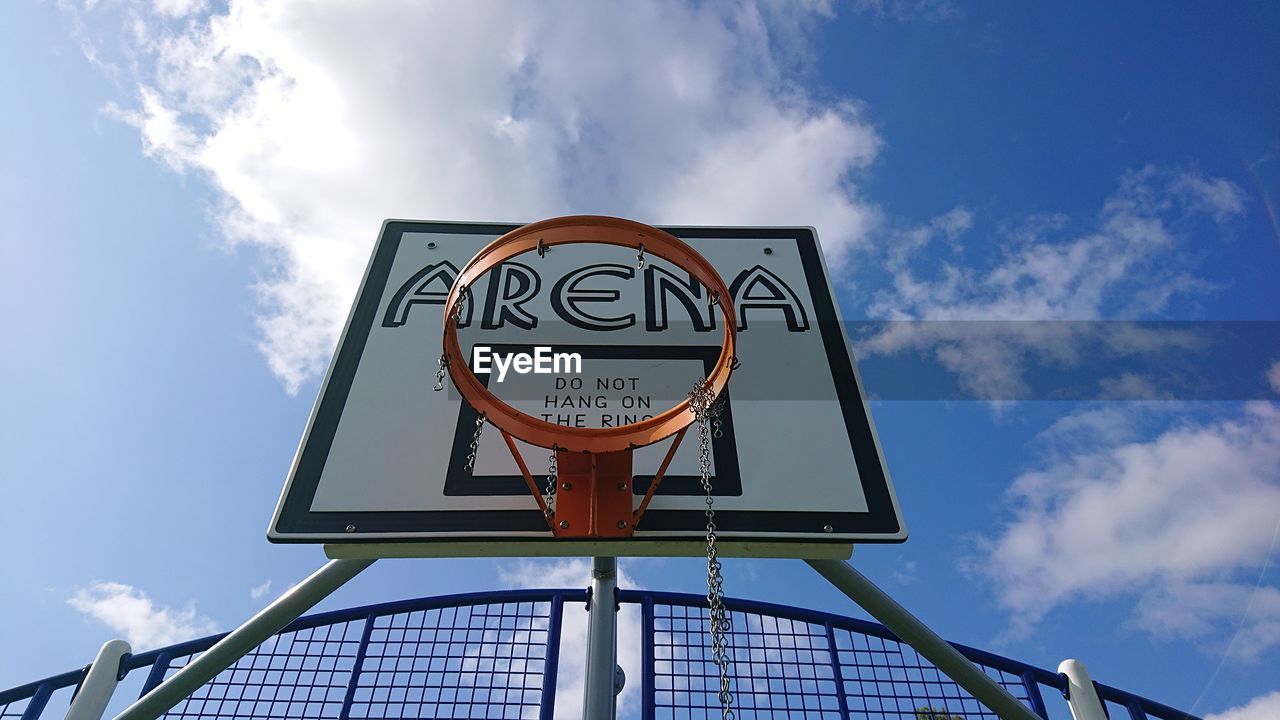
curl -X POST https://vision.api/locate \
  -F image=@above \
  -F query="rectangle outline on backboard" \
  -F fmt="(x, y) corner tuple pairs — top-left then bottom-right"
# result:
(443, 343), (743, 499)
(267, 219), (907, 548)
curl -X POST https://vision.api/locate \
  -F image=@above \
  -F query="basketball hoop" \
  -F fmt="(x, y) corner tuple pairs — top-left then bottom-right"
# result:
(438, 215), (738, 539)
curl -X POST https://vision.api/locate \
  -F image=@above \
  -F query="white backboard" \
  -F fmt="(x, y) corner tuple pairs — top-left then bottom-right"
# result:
(268, 220), (905, 555)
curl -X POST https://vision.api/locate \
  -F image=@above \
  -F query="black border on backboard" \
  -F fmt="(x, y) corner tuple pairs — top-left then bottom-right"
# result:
(268, 221), (905, 544)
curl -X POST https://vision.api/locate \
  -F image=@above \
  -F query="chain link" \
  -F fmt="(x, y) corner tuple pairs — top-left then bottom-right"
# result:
(433, 353), (448, 392)
(463, 413), (485, 473)
(454, 284), (470, 324)
(711, 392), (726, 439)
(543, 446), (559, 518)
(435, 285), (469, 392)
(690, 380), (734, 719)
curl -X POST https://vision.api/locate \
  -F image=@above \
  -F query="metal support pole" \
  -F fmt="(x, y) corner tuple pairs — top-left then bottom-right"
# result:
(113, 558), (374, 720)
(65, 640), (131, 720)
(1058, 659), (1108, 720)
(807, 559), (1040, 720)
(582, 557), (619, 720)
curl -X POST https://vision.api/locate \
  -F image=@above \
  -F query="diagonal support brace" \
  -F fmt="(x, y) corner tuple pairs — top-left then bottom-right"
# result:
(113, 559), (374, 720)
(807, 559), (1040, 720)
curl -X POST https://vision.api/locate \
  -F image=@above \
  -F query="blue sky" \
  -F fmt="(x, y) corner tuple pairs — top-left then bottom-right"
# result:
(2, 1), (1278, 719)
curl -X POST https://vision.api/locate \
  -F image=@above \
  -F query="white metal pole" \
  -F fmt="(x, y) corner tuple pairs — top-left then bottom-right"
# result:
(113, 558), (374, 720)
(582, 556), (619, 720)
(65, 639), (131, 720)
(807, 559), (1040, 720)
(1058, 659), (1108, 720)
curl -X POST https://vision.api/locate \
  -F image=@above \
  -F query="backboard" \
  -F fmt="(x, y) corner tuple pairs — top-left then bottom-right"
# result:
(268, 219), (905, 557)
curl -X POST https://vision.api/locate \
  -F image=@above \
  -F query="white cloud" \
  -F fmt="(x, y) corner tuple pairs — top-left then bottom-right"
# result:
(1207, 691), (1280, 720)
(870, 167), (1238, 322)
(886, 205), (971, 270)
(1034, 404), (1171, 451)
(249, 579), (271, 600)
(1268, 360), (1280, 395)
(970, 403), (1280, 657)
(893, 559), (919, 585)
(1132, 581), (1280, 662)
(152, 0), (205, 19)
(77, 0), (882, 393)
(1096, 373), (1169, 401)
(858, 167), (1242, 399)
(68, 581), (218, 650)
(500, 557), (637, 590)
(851, 0), (960, 22)
(500, 559), (643, 720)
(1173, 172), (1247, 223)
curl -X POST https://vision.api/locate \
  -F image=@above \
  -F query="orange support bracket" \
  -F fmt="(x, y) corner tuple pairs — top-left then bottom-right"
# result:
(552, 449), (634, 538)
(498, 429), (690, 537)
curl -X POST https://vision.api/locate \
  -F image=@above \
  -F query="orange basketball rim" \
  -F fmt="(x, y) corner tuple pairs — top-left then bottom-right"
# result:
(441, 215), (737, 539)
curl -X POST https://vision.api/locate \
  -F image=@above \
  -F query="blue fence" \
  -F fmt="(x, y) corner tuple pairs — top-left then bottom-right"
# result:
(1, 588), (1199, 720)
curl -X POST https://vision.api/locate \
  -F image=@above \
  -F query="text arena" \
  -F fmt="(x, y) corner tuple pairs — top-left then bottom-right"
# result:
(381, 260), (811, 333)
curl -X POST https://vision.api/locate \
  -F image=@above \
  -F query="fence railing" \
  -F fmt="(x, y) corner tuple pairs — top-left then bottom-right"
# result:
(1, 588), (1201, 720)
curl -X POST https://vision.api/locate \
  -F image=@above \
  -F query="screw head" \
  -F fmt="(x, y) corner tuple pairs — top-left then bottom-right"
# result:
(614, 664), (626, 693)
(617, 520), (628, 529)
(823, 524), (834, 533)
(427, 241), (437, 249)
(561, 482), (573, 491)
(559, 520), (570, 529)
(617, 482), (628, 491)
(345, 524), (357, 533)
(763, 247), (774, 255)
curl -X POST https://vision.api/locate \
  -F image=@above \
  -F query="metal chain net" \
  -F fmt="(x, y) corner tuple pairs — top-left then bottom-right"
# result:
(544, 446), (558, 518)
(690, 379), (734, 719)
(463, 413), (485, 473)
